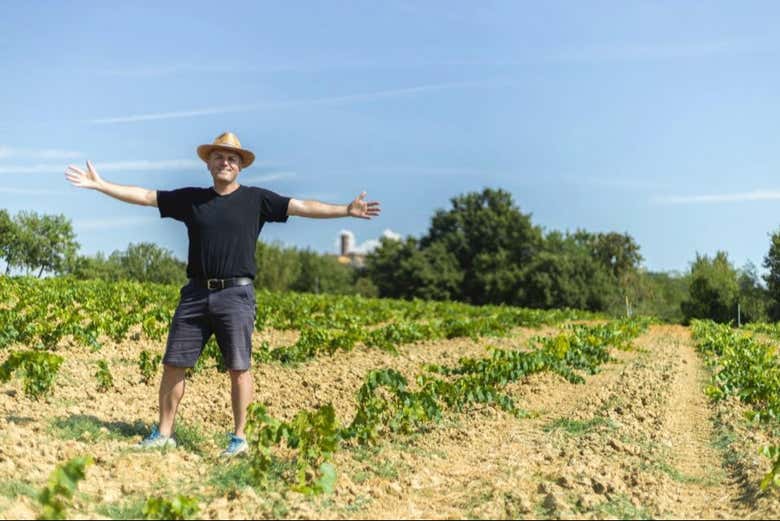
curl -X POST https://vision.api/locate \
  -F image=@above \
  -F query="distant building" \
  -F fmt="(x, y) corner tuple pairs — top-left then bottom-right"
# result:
(334, 231), (367, 268)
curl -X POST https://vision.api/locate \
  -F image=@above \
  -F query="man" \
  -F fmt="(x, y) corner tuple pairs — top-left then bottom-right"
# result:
(64, 131), (381, 457)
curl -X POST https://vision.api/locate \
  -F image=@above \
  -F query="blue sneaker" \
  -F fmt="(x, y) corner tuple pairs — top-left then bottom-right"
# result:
(135, 425), (176, 449)
(220, 434), (248, 458)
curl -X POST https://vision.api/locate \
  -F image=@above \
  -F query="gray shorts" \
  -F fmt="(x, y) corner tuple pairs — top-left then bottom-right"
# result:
(163, 281), (256, 371)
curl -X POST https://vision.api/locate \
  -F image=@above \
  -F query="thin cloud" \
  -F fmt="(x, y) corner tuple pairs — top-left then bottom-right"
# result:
(97, 159), (202, 172)
(561, 175), (675, 191)
(0, 146), (82, 160)
(90, 105), (255, 124)
(0, 159), (203, 174)
(239, 171), (297, 184)
(545, 40), (757, 63)
(96, 64), (249, 77)
(0, 164), (81, 174)
(93, 62), (368, 76)
(0, 187), (67, 195)
(73, 216), (158, 231)
(88, 38), (764, 79)
(88, 79), (516, 125)
(366, 166), (492, 177)
(653, 190), (780, 205)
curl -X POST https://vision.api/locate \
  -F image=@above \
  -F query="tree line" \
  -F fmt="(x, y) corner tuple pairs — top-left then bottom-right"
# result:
(0, 208), (373, 294)
(2, 188), (779, 324)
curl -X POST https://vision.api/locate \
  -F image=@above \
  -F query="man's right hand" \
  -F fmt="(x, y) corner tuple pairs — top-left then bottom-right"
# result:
(65, 160), (104, 190)
(64, 160), (157, 207)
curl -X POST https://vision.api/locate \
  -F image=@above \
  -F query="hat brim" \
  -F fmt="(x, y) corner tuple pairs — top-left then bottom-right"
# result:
(197, 144), (255, 168)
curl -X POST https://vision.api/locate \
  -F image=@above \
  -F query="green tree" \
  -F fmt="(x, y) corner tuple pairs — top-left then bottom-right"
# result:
(681, 251), (739, 324)
(364, 189), (649, 312)
(421, 188), (543, 304)
(566, 230), (644, 313)
(108, 242), (186, 284)
(470, 248), (525, 305)
(66, 243), (186, 285)
(522, 232), (618, 310)
(292, 249), (355, 294)
(254, 240), (373, 295)
(13, 211), (79, 277)
(738, 261), (768, 323)
(0, 209), (21, 274)
(254, 240), (302, 291)
(65, 251), (122, 280)
(400, 240), (463, 301)
(764, 229), (780, 321)
(364, 236), (415, 299)
(365, 237), (463, 301)
(353, 275), (379, 298)
(588, 231), (643, 280)
(630, 271), (689, 323)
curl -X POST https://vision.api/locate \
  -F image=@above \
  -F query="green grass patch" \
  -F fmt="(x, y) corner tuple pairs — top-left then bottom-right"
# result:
(173, 420), (208, 455)
(206, 459), (291, 518)
(211, 430), (230, 449)
(590, 494), (652, 520)
(712, 425), (737, 453)
(0, 479), (37, 500)
(709, 408), (755, 476)
(208, 459), (256, 496)
(373, 458), (406, 480)
(349, 442), (412, 485)
(341, 494), (372, 513)
(48, 415), (146, 442)
(348, 444), (382, 463)
(351, 469), (371, 485)
(208, 456), (294, 497)
(646, 460), (723, 486)
(626, 431), (725, 487)
(93, 495), (147, 520)
(461, 483), (496, 519)
(543, 416), (615, 436)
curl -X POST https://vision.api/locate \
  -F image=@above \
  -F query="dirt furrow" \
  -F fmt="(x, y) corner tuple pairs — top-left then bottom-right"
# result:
(316, 326), (752, 520)
(0, 325), (554, 519)
(4, 324), (778, 519)
(658, 327), (744, 518)
(323, 330), (647, 519)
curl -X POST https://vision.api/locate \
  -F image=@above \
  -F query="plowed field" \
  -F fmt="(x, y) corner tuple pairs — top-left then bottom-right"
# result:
(2, 325), (780, 519)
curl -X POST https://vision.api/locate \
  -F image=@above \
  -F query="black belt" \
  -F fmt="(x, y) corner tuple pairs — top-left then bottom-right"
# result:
(191, 277), (254, 290)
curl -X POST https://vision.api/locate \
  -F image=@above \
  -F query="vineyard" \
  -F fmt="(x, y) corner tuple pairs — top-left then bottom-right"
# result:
(3, 278), (780, 518)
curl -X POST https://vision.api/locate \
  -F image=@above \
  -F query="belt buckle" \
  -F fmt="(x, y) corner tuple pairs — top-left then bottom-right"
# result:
(207, 278), (223, 290)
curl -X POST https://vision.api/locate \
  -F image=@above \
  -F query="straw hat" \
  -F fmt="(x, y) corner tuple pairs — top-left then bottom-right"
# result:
(197, 132), (255, 168)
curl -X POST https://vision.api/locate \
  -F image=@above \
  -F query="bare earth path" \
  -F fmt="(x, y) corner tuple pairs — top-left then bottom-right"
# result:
(320, 326), (754, 519)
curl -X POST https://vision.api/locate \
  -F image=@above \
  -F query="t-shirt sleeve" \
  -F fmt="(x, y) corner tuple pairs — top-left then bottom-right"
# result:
(258, 188), (291, 223)
(157, 188), (193, 222)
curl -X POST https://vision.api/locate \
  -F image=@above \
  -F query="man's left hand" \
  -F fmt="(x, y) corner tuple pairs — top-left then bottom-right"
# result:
(347, 192), (381, 219)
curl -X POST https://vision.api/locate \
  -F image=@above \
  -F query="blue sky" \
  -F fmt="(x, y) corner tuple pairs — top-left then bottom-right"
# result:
(2, 1), (780, 273)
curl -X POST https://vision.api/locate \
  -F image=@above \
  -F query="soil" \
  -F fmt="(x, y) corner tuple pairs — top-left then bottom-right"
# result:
(1, 324), (780, 519)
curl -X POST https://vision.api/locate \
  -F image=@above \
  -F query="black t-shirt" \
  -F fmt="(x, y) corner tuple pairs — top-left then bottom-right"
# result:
(157, 185), (290, 280)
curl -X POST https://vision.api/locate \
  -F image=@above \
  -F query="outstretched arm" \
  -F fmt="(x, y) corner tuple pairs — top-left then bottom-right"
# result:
(287, 191), (381, 219)
(65, 161), (158, 207)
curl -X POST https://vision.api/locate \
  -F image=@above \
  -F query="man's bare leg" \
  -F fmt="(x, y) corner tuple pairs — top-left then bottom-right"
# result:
(158, 365), (186, 437)
(229, 369), (254, 438)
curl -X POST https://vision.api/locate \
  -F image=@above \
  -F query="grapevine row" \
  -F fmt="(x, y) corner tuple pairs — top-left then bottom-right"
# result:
(1, 277), (600, 353)
(245, 319), (649, 493)
(690, 320), (780, 489)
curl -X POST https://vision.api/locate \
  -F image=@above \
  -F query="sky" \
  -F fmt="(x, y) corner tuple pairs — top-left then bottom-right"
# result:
(2, 1), (780, 273)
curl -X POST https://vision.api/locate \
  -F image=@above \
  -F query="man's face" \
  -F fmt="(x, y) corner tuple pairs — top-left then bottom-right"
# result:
(207, 149), (242, 183)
